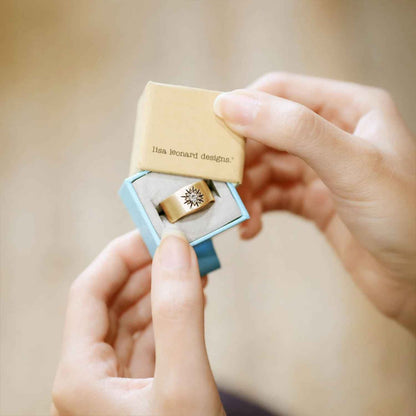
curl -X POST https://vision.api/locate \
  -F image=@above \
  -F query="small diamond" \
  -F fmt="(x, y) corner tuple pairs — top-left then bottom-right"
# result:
(181, 186), (204, 208)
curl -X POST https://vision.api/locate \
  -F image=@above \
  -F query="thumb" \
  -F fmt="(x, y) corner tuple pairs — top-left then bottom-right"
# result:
(151, 230), (219, 406)
(214, 89), (380, 197)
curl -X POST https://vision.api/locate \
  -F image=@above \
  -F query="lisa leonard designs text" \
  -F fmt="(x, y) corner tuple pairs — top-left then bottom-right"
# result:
(152, 146), (232, 164)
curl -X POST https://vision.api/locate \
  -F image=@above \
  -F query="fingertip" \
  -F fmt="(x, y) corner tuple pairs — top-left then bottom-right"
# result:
(239, 223), (248, 239)
(161, 226), (188, 242)
(239, 227), (249, 240)
(213, 93), (225, 118)
(239, 221), (261, 240)
(214, 90), (261, 127)
(239, 202), (262, 239)
(154, 230), (192, 272)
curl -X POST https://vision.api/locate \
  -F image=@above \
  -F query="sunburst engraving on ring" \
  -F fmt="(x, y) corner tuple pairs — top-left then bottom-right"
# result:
(159, 180), (214, 223)
(181, 186), (205, 208)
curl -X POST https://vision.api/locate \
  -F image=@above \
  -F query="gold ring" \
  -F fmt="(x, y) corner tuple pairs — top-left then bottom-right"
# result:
(159, 180), (215, 223)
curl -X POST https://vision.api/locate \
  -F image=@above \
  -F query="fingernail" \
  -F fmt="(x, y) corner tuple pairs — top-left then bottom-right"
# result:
(162, 227), (188, 242)
(158, 229), (190, 270)
(214, 91), (260, 125)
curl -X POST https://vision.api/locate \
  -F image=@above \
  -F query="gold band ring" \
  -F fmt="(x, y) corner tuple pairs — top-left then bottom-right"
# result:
(159, 180), (215, 223)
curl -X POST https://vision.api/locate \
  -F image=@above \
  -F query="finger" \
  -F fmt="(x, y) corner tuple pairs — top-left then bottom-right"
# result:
(263, 152), (305, 183)
(50, 403), (59, 416)
(151, 230), (217, 392)
(202, 275), (209, 308)
(238, 174), (263, 239)
(110, 293), (152, 369)
(246, 163), (272, 193)
(246, 153), (304, 192)
(112, 324), (134, 373)
(245, 138), (271, 166)
(110, 263), (152, 317)
(214, 89), (380, 195)
(118, 293), (152, 335)
(201, 275), (208, 289)
(106, 264), (152, 344)
(129, 323), (155, 378)
(239, 198), (262, 239)
(261, 183), (305, 216)
(74, 230), (151, 302)
(260, 180), (335, 231)
(63, 230), (151, 347)
(248, 72), (395, 129)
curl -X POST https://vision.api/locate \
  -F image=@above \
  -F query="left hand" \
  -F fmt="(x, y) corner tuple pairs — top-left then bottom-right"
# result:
(51, 230), (224, 416)
(214, 72), (416, 332)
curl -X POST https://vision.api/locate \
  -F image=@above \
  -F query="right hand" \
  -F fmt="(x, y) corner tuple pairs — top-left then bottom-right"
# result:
(214, 72), (416, 333)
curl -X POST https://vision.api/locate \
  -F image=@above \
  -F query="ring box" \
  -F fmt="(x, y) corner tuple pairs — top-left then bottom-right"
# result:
(119, 82), (249, 275)
(119, 171), (249, 275)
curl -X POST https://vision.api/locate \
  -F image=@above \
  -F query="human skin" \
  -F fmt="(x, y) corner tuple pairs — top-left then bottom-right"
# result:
(214, 72), (416, 334)
(51, 230), (225, 416)
(52, 72), (415, 414)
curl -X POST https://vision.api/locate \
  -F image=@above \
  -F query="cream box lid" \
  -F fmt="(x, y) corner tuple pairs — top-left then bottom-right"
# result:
(129, 82), (245, 184)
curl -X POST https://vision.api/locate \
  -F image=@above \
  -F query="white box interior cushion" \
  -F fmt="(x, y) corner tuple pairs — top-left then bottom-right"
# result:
(133, 172), (242, 242)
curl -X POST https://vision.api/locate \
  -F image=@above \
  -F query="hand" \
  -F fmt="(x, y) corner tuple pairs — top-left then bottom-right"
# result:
(52, 230), (224, 416)
(214, 72), (416, 333)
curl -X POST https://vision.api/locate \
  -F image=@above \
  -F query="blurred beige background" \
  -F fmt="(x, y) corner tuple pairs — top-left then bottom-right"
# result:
(1, 1), (415, 415)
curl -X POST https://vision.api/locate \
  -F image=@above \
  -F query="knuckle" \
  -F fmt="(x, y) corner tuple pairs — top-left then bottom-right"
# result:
(253, 71), (289, 89)
(355, 145), (386, 186)
(287, 103), (318, 138)
(105, 235), (123, 254)
(364, 144), (384, 168)
(52, 363), (79, 410)
(368, 87), (395, 109)
(68, 273), (90, 298)
(68, 278), (83, 298)
(291, 102), (313, 121)
(272, 70), (291, 82)
(51, 383), (68, 410)
(260, 71), (287, 83)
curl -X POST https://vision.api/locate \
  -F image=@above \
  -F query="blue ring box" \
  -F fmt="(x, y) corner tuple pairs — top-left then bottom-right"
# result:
(119, 171), (249, 275)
